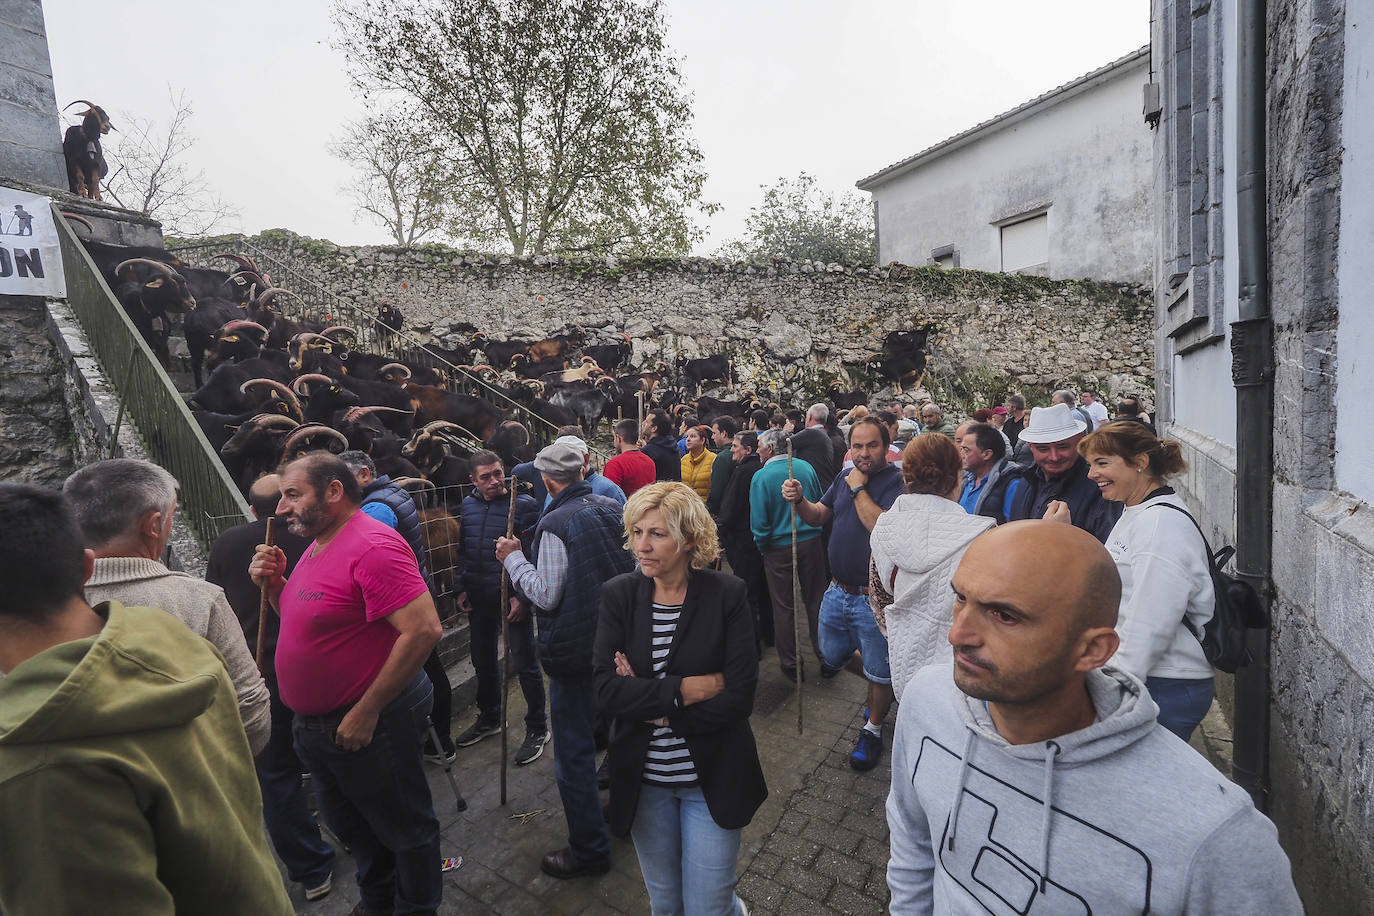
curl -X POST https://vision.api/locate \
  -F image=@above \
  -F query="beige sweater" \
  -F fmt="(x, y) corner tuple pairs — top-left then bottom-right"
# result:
(84, 557), (271, 755)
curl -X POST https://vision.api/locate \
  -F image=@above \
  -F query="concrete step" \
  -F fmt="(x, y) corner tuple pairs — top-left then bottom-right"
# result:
(437, 619), (478, 723)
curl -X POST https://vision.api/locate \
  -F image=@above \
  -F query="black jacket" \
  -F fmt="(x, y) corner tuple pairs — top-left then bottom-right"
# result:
(997, 455), (1123, 543)
(790, 425), (836, 488)
(642, 434), (683, 481)
(717, 454), (762, 545)
(595, 568), (768, 836)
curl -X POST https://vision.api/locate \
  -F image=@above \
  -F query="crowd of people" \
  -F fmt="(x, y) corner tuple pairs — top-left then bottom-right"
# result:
(0, 385), (1306, 915)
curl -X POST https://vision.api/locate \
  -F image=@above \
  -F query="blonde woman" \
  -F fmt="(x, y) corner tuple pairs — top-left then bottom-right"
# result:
(595, 482), (766, 915)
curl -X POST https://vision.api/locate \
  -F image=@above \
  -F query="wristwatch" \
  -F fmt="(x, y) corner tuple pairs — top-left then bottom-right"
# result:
(849, 483), (866, 498)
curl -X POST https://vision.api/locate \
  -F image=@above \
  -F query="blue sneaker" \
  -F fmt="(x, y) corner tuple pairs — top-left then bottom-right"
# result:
(850, 728), (883, 771)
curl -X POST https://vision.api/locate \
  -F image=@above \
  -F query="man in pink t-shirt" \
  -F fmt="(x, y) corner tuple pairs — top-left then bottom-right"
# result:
(251, 452), (444, 915)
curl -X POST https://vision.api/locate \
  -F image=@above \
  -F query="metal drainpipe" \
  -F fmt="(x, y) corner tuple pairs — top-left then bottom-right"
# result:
(1231, 0), (1273, 811)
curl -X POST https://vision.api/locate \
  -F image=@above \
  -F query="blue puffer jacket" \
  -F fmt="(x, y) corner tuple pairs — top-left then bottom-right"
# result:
(530, 481), (634, 677)
(458, 488), (540, 600)
(361, 476), (430, 583)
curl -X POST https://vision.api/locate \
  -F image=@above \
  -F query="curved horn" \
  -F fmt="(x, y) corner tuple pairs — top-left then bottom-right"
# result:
(212, 253), (256, 271)
(340, 406), (414, 424)
(392, 477), (436, 492)
(378, 362), (412, 380)
(63, 99), (99, 111)
(320, 326), (357, 343)
(220, 320), (268, 337)
(422, 420), (482, 440)
(281, 424), (348, 456)
(113, 257), (175, 277)
(238, 378), (303, 421)
(291, 373), (334, 396)
(254, 286), (304, 308)
(60, 212), (94, 233)
(236, 413), (300, 434)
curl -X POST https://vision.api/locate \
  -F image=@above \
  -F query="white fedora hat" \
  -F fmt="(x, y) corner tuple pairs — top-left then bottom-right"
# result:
(1018, 403), (1087, 444)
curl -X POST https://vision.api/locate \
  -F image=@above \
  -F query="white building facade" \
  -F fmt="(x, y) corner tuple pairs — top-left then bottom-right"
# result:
(856, 48), (1154, 285)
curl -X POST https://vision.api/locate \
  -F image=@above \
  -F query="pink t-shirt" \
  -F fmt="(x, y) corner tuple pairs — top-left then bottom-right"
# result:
(276, 511), (429, 715)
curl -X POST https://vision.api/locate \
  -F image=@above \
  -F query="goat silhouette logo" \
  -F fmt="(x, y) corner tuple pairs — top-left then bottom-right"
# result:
(914, 736), (1153, 914)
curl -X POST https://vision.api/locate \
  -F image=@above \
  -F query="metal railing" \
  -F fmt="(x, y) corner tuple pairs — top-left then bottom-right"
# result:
(169, 238), (606, 459)
(54, 207), (252, 550)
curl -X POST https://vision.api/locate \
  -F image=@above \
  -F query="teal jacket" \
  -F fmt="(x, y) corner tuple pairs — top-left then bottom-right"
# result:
(749, 456), (823, 551)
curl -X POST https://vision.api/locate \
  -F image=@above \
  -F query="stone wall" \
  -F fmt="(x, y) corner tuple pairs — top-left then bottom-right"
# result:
(0, 295), (75, 486)
(0, 0), (66, 189)
(187, 230), (1155, 412)
(1264, 0), (1374, 908)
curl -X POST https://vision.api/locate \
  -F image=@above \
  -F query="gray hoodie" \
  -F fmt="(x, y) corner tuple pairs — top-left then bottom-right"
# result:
(887, 664), (1303, 914)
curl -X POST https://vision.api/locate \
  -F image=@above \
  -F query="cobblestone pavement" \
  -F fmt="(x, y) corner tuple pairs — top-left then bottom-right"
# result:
(283, 639), (894, 914)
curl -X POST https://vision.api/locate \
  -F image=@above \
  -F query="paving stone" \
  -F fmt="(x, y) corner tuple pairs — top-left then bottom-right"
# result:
(825, 880), (889, 916)
(813, 847), (873, 890)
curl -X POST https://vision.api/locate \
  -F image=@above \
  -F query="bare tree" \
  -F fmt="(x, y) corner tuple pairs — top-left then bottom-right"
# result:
(330, 107), (471, 247)
(334, 0), (715, 257)
(103, 89), (238, 238)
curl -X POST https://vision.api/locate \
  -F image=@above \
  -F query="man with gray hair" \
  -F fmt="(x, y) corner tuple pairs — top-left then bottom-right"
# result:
(496, 441), (634, 879)
(63, 458), (271, 755)
(1053, 389), (1095, 430)
(750, 428), (827, 681)
(790, 402), (837, 487)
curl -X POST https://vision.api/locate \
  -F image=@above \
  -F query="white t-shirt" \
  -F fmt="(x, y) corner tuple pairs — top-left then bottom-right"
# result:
(1083, 399), (1110, 429)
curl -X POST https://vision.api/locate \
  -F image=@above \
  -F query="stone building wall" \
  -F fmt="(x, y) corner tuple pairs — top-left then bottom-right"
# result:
(0, 0), (66, 189)
(1263, 0), (1374, 909)
(0, 295), (75, 486)
(186, 230), (1155, 412)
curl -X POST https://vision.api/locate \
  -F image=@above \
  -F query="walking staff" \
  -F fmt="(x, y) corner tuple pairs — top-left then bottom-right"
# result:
(255, 518), (275, 674)
(499, 478), (518, 805)
(787, 438), (804, 735)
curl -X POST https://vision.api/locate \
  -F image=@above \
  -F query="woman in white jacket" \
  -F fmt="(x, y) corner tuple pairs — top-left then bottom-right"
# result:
(1074, 421), (1215, 741)
(868, 433), (995, 701)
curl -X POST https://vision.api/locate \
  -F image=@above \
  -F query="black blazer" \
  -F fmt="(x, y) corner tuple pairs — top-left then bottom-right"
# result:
(594, 568), (768, 836)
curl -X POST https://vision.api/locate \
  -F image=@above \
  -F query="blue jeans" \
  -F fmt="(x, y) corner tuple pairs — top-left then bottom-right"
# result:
(631, 784), (745, 916)
(548, 674), (611, 862)
(1146, 675), (1214, 742)
(469, 594), (546, 730)
(817, 584), (891, 683)
(293, 673), (442, 915)
(257, 680), (335, 887)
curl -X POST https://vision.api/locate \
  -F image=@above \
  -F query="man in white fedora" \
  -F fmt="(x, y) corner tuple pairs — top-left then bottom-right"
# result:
(979, 403), (1121, 542)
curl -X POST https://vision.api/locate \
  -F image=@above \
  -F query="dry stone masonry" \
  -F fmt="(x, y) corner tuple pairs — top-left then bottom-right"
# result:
(188, 230), (1155, 413)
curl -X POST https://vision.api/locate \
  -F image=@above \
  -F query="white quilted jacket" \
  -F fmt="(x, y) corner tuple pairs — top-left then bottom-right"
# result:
(869, 494), (995, 701)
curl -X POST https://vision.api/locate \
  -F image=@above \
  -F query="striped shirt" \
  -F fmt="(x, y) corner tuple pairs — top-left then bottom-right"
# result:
(643, 601), (697, 786)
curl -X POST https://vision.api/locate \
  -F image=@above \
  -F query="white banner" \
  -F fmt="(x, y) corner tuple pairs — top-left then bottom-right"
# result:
(0, 191), (66, 298)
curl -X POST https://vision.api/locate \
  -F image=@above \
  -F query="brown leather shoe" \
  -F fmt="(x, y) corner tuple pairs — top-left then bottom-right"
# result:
(540, 847), (611, 879)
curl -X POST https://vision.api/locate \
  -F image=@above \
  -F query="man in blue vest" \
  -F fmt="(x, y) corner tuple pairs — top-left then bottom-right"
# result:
(340, 451), (456, 763)
(453, 450), (546, 763)
(496, 442), (634, 880)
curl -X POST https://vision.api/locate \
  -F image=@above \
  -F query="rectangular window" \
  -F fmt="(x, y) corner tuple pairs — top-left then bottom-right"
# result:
(931, 244), (959, 269)
(999, 213), (1048, 274)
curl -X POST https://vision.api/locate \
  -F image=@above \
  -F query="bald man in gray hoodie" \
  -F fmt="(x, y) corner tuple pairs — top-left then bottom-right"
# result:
(886, 521), (1301, 914)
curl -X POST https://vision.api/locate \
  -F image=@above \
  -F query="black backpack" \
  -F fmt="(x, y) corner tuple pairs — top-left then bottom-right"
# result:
(1155, 502), (1268, 673)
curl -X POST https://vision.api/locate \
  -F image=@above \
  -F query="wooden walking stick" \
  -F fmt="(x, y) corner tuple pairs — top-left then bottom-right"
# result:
(499, 478), (519, 805)
(255, 518), (275, 675)
(786, 439), (804, 735)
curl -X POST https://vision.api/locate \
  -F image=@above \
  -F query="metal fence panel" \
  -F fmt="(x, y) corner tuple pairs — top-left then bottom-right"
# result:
(55, 208), (252, 549)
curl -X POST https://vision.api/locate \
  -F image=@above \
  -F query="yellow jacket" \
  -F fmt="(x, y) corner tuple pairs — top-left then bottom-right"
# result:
(681, 448), (717, 500)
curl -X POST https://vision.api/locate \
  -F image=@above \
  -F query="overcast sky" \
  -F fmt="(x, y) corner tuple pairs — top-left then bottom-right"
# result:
(44, 0), (1147, 254)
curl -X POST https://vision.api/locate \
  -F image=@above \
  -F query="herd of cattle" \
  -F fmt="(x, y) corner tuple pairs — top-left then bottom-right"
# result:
(72, 229), (935, 509)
